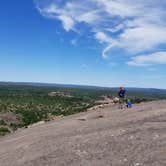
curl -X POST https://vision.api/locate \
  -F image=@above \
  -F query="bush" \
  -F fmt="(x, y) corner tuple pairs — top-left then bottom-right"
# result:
(10, 123), (24, 130)
(15, 109), (48, 127)
(0, 127), (10, 136)
(131, 98), (151, 103)
(0, 119), (6, 125)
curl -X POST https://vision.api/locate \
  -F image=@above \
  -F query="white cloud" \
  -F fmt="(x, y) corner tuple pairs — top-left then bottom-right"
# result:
(95, 0), (141, 18)
(127, 52), (166, 66)
(105, 24), (124, 33)
(95, 32), (112, 44)
(58, 15), (75, 31)
(95, 32), (116, 58)
(119, 24), (166, 53)
(35, 0), (166, 62)
(77, 10), (101, 24)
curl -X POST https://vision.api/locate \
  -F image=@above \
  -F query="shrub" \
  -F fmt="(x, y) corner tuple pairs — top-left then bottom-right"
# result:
(0, 127), (10, 136)
(131, 98), (151, 103)
(15, 109), (48, 127)
(0, 119), (6, 125)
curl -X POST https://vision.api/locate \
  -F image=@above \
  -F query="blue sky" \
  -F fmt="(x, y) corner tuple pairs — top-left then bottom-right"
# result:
(0, 0), (166, 88)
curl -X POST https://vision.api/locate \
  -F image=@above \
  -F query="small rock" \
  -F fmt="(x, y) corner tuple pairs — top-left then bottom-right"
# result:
(78, 118), (86, 121)
(153, 134), (159, 139)
(129, 135), (134, 140)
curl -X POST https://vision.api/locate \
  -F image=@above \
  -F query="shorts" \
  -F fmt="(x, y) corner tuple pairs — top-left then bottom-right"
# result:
(119, 97), (125, 104)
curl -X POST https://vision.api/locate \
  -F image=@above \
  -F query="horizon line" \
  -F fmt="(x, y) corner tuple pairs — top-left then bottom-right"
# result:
(0, 81), (166, 90)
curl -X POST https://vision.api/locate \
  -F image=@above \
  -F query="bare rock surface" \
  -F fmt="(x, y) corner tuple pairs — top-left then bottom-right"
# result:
(0, 100), (166, 166)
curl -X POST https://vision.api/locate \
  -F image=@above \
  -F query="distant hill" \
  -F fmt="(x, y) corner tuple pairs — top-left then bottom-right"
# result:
(0, 81), (103, 89)
(0, 81), (166, 93)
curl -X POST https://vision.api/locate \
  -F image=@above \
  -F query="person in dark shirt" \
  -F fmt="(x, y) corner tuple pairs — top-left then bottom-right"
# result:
(118, 87), (126, 109)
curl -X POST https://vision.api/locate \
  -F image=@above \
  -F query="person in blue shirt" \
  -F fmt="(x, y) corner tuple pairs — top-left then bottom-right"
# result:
(127, 99), (132, 108)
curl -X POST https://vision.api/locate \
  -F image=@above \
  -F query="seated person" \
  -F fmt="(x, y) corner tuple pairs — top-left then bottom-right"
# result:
(127, 99), (132, 108)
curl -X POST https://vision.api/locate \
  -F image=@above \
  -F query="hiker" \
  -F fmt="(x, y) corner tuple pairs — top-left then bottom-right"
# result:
(118, 87), (126, 109)
(126, 99), (132, 108)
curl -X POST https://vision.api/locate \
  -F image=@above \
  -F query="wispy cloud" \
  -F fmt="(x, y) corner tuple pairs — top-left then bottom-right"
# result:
(95, 32), (115, 58)
(35, 0), (166, 64)
(127, 52), (166, 66)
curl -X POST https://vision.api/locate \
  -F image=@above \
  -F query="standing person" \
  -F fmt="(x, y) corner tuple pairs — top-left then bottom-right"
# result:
(118, 87), (126, 109)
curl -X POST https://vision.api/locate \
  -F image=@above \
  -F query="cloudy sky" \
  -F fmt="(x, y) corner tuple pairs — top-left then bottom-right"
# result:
(0, 0), (166, 88)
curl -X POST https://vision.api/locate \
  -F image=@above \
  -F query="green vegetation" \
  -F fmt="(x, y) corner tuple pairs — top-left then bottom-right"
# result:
(0, 119), (6, 125)
(0, 127), (10, 136)
(0, 85), (110, 133)
(0, 84), (165, 136)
